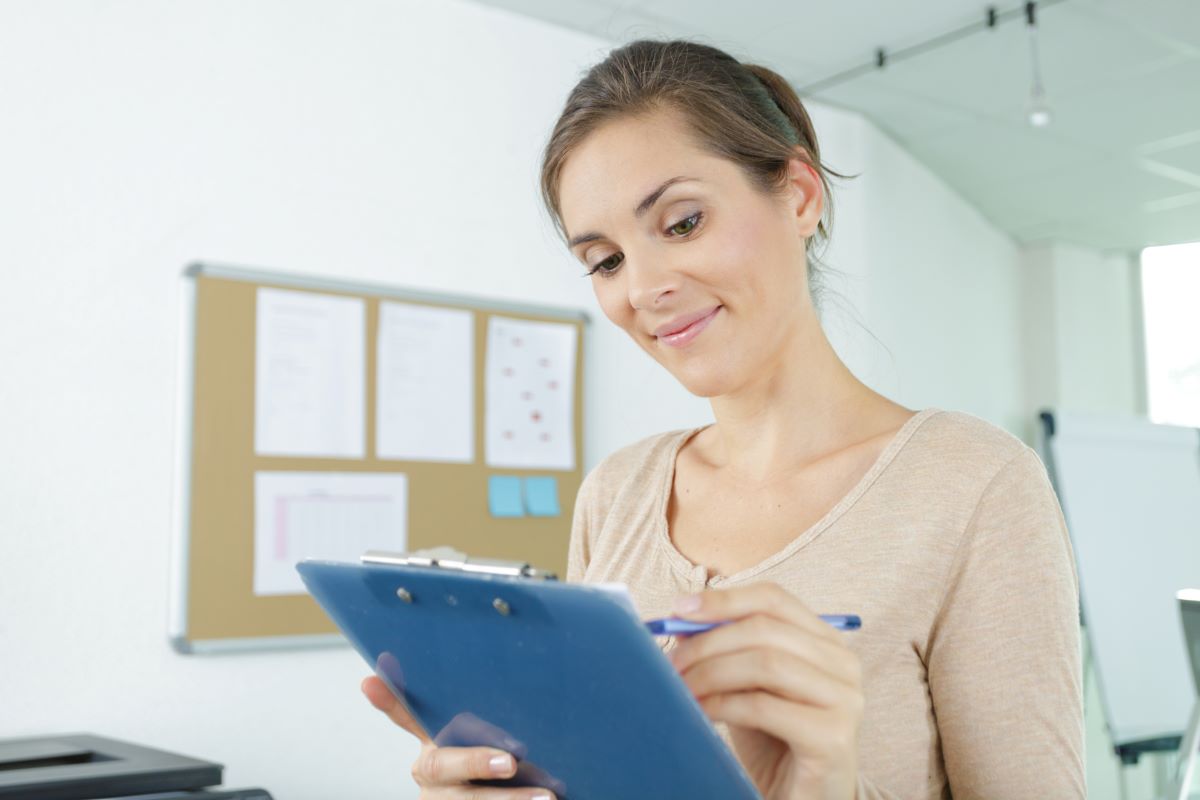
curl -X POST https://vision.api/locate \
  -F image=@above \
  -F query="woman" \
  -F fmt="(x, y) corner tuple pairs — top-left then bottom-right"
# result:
(362, 39), (1085, 799)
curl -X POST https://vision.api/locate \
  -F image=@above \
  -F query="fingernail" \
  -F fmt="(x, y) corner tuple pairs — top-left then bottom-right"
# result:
(673, 594), (701, 614)
(490, 754), (513, 775)
(530, 795), (552, 800)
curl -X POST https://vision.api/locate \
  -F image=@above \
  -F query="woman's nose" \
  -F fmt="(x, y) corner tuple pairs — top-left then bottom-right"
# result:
(625, 256), (678, 310)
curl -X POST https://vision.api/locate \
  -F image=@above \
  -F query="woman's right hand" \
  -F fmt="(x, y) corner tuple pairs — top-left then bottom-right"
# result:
(361, 675), (555, 800)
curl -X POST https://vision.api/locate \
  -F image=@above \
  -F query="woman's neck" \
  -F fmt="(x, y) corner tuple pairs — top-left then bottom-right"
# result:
(703, 317), (904, 484)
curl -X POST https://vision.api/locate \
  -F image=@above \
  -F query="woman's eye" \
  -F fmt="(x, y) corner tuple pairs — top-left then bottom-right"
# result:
(587, 252), (624, 277)
(668, 212), (702, 237)
(581, 214), (699, 278)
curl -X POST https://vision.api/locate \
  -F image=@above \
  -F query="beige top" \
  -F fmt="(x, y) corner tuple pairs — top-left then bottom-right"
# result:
(567, 409), (1085, 799)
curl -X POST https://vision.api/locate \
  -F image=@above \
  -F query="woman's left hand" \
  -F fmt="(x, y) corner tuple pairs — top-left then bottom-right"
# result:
(668, 583), (864, 800)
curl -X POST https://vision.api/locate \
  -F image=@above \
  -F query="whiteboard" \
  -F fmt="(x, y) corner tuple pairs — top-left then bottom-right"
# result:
(1042, 411), (1200, 748)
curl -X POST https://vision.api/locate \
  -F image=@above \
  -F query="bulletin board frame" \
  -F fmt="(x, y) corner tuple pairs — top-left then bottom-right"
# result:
(169, 262), (588, 654)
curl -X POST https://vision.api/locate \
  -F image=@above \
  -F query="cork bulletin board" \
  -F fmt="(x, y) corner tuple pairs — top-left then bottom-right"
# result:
(169, 263), (587, 653)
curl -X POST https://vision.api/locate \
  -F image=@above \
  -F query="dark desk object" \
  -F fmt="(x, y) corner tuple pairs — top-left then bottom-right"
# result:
(106, 791), (271, 796)
(0, 733), (225, 800)
(107, 792), (272, 799)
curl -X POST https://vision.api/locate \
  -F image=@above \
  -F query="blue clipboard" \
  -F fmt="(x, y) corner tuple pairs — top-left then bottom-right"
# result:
(297, 551), (761, 800)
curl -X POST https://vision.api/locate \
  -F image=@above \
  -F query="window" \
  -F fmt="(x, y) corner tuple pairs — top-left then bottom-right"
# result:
(1142, 241), (1200, 427)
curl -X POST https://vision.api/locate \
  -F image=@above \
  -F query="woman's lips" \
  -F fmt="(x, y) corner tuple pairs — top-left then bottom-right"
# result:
(656, 306), (721, 348)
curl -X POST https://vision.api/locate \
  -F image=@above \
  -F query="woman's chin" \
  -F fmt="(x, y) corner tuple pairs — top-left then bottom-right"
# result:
(644, 343), (741, 398)
(672, 368), (738, 399)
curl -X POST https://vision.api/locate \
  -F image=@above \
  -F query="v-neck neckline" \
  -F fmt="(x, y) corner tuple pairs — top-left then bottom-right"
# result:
(653, 408), (941, 587)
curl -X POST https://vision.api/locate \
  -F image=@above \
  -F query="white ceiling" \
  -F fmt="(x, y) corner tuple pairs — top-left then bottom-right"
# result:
(471, 0), (1200, 253)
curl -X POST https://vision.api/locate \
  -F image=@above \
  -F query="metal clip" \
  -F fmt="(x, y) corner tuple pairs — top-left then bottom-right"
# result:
(362, 547), (557, 581)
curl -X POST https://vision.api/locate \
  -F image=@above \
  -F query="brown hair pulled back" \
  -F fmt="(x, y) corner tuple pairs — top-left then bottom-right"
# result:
(540, 39), (843, 282)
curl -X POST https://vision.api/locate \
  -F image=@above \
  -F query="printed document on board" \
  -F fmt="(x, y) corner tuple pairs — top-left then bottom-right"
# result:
(254, 471), (408, 596)
(376, 301), (474, 462)
(255, 287), (365, 458)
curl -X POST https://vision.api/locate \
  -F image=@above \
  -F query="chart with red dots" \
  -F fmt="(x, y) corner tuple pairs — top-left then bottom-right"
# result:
(485, 315), (577, 470)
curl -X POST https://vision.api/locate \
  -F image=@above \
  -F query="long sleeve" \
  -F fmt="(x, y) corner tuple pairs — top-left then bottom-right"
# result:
(924, 447), (1085, 798)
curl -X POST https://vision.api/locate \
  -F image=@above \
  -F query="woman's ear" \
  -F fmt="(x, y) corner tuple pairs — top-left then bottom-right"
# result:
(784, 151), (824, 238)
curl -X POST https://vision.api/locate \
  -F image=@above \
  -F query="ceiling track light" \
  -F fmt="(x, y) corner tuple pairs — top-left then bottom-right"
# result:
(1026, 2), (1053, 127)
(799, 0), (1062, 129)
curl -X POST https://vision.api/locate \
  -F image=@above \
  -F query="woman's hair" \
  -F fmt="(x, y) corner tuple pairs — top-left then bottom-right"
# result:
(540, 39), (844, 283)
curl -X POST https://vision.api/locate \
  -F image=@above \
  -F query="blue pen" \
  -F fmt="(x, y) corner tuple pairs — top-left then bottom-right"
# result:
(644, 614), (861, 636)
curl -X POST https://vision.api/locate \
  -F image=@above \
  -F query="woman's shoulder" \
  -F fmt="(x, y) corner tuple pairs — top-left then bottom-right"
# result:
(902, 410), (1051, 503)
(908, 408), (1032, 469)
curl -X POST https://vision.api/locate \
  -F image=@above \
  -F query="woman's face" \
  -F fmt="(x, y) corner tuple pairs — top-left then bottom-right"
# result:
(557, 108), (824, 398)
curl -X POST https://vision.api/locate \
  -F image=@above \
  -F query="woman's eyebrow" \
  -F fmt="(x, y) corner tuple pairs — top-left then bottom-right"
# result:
(567, 175), (699, 248)
(634, 175), (697, 218)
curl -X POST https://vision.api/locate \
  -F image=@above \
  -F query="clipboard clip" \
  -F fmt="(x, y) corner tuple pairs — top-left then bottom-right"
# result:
(361, 546), (558, 581)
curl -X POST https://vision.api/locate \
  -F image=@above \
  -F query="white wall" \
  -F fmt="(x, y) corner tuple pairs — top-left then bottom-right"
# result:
(1022, 242), (1143, 429)
(821, 114), (1027, 435)
(0, 2), (1062, 798)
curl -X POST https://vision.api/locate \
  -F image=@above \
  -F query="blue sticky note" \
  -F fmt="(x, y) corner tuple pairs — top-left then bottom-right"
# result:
(523, 476), (561, 518)
(488, 475), (525, 518)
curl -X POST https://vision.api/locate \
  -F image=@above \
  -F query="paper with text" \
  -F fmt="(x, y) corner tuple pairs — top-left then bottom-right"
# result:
(255, 288), (365, 458)
(254, 471), (408, 596)
(377, 301), (474, 463)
